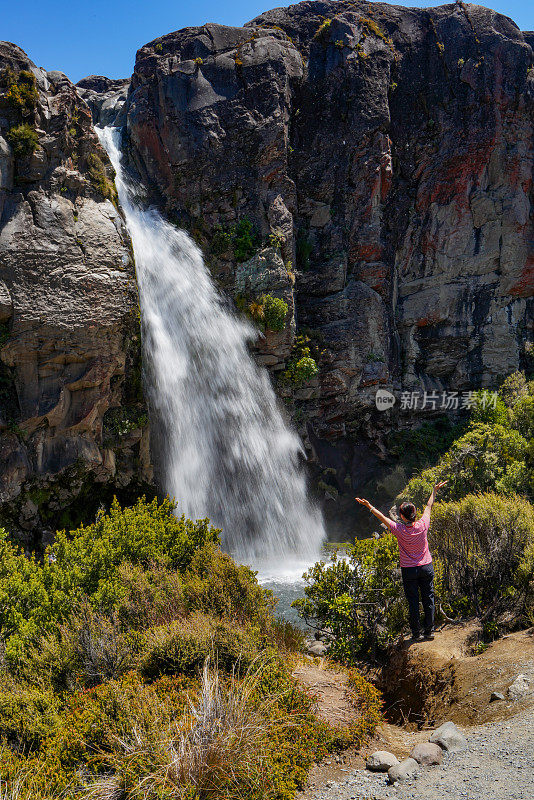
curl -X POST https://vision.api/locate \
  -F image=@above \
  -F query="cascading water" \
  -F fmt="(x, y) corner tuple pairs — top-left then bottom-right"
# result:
(97, 126), (325, 570)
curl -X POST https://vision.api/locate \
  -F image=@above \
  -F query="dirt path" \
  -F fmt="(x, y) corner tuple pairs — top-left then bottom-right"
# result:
(295, 626), (534, 800)
(293, 661), (356, 728)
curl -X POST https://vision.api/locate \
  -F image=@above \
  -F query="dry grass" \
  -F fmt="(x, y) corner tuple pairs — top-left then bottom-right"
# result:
(0, 769), (70, 800)
(82, 659), (280, 800)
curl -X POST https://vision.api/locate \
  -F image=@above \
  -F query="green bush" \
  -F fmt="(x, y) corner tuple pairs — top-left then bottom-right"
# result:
(2, 68), (38, 113)
(397, 422), (531, 509)
(293, 536), (406, 662)
(211, 218), (258, 262)
(262, 293), (288, 332)
(499, 371), (529, 407)
(141, 613), (260, 678)
(469, 390), (509, 425)
(0, 685), (60, 752)
(292, 355), (318, 383)
(510, 393), (534, 439)
(430, 492), (534, 620)
(0, 498), (221, 662)
(396, 373), (534, 512)
(6, 123), (39, 158)
(182, 543), (275, 624)
(281, 347), (319, 387)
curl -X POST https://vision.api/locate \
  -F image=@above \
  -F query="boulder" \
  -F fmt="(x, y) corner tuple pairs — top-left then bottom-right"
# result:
(388, 757), (419, 783)
(429, 721), (468, 753)
(366, 751), (400, 772)
(306, 640), (326, 657)
(410, 742), (443, 766)
(490, 691), (505, 702)
(507, 674), (530, 700)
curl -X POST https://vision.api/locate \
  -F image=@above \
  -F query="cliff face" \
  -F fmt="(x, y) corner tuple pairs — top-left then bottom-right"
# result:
(0, 43), (152, 542)
(121, 1), (534, 529)
(2, 1), (534, 542)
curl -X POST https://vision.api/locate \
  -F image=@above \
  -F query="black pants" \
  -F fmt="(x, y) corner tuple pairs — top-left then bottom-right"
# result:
(401, 562), (435, 636)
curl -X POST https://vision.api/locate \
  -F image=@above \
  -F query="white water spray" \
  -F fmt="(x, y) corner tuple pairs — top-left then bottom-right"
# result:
(98, 127), (325, 566)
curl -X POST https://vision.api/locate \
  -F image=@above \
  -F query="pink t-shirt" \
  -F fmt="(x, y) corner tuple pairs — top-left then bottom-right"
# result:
(387, 509), (432, 568)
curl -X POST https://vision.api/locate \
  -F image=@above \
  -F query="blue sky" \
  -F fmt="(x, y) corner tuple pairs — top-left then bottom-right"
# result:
(5, 1), (534, 84)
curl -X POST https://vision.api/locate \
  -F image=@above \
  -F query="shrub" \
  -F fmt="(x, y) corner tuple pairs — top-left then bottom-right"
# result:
(281, 346), (319, 386)
(499, 371), (529, 407)
(261, 294), (288, 332)
(2, 69), (38, 114)
(0, 685), (60, 752)
(469, 390), (508, 425)
(0, 498), (221, 661)
(47, 497), (220, 611)
(210, 218), (258, 262)
(141, 613), (260, 678)
(114, 561), (186, 629)
(6, 123), (39, 159)
(233, 218), (258, 262)
(82, 660), (287, 800)
(314, 18), (332, 39)
(397, 423), (531, 509)
(292, 355), (318, 384)
(182, 544), (275, 625)
(86, 153), (118, 204)
(510, 393), (534, 439)
(293, 536), (407, 662)
(430, 492), (534, 619)
(56, 607), (144, 687)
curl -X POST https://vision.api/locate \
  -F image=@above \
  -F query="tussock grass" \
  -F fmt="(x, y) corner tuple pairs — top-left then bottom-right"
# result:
(82, 659), (281, 799)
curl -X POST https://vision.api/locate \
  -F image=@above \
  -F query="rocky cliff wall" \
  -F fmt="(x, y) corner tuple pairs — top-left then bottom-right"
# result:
(0, 43), (152, 543)
(117, 1), (534, 533)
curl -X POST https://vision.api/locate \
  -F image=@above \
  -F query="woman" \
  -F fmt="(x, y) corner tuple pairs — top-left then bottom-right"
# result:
(355, 481), (447, 641)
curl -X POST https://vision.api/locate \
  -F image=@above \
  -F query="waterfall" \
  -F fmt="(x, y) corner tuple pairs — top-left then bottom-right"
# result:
(97, 127), (325, 565)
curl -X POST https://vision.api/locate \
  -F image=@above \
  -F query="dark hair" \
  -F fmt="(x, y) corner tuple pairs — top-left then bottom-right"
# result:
(399, 501), (417, 523)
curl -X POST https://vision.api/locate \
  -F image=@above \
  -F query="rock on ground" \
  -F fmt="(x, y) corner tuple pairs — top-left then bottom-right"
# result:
(507, 674), (530, 700)
(429, 721), (468, 753)
(410, 742), (443, 766)
(388, 757), (419, 783)
(366, 751), (400, 771)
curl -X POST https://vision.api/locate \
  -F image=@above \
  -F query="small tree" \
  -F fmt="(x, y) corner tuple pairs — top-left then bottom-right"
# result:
(293, 536), (406, 662)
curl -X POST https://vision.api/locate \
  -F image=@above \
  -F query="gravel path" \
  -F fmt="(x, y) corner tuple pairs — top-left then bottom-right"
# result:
(300, 707), (534, 800)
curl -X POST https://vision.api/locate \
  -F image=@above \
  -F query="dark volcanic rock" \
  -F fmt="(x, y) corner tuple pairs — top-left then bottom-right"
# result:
(0, 43), (152, 541)
(76, 75), (130, 126)
(116, 1), (534, 532)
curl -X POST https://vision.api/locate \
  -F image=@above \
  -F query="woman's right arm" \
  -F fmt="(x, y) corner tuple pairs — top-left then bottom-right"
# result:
(355, 497), (396, 530)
